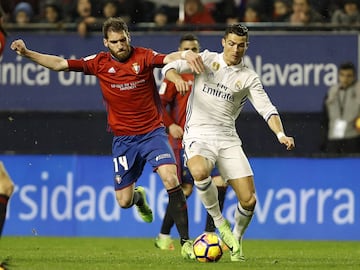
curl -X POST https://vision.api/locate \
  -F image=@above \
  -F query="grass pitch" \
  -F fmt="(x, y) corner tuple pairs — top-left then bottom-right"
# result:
(0, 237), (359, 270)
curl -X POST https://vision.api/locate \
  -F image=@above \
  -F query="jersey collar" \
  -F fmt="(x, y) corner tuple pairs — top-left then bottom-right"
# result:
(218, 53), (244, 71)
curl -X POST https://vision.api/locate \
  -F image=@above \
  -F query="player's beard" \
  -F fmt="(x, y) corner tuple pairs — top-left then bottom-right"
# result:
(110, 46), (131, 62)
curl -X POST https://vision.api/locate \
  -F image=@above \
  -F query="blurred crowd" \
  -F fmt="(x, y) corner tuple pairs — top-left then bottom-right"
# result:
(0, 0), (359, 35)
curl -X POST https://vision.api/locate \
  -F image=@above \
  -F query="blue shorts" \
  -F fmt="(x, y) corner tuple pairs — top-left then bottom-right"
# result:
(112, 127), (176, 190)
(173, 148), (220, 185)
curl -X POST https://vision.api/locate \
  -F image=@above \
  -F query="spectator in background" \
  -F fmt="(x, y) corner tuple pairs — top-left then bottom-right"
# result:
(331, 0), (360, 25)
(40, 0), (63, 24)
(116, 0), (149, 24)
(78, 0), (120, 32)
(102, 0), (119, 19)
(153, 6), (169, 28)
(288, 0), (325, 25)
(13, 2), (34, 25)
(178, 0), (215, 25)
(272, 0), (291, 22)
(242, 2), (265, 22)
(212, 0), (247, 24)
(321, 62), (360, 154)
(70, 0), (100, 37)
(6, 0), (41, 21)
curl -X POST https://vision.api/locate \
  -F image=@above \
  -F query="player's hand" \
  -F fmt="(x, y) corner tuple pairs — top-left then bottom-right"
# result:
(169, 123), (184, 139)
(184, 50), (204, 74)
(279, 136), (295, 150)
(10, 39), (27, 56)
(174, 77), (190, 96)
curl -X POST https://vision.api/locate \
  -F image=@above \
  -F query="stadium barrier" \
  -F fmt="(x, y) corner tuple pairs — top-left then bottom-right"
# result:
(1, 154), (359, 240)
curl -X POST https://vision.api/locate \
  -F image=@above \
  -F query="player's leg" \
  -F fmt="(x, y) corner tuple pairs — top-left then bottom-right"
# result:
(156, 165), (191, 243)
(204, 175), (227, 233)
(156, 149), (193, 251)
(186, 155), (239, 256)
(228, 176), (256, 260)
(0, 162), (14, 237)
(156, 181), (192, 250)
(218, 144), (255, 261)
(112, 136), (153, 223)
(145, 128), (193, 258)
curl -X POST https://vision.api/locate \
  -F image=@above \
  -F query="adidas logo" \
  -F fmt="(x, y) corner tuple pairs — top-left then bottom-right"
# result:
(108, 67), (116, 73)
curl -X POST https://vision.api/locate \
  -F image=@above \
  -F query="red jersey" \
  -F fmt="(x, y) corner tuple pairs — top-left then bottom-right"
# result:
(159, 73), (194, 150)
(0, 31), (5, 56)
(67, 47), (166, 136)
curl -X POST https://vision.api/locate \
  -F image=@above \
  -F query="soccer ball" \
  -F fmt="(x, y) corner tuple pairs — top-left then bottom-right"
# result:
(192, 233), (223, 262)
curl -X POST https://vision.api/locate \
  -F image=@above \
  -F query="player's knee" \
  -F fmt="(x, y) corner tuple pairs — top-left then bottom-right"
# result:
(189, 167), (208, 181)
(0, 179), (14, 197)
(115, 193), (132, 209)
(241, 194), (256, 211)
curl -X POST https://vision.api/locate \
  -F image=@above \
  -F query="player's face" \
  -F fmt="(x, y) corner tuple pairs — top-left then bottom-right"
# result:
(222, 33), (248, 66)
(339, 69), (355, 89)
(103, 30), (131, 61)
(179, 40), (200, 53)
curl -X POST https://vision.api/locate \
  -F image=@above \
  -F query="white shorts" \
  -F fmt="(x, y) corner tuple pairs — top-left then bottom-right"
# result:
(183, 134), (253, 182)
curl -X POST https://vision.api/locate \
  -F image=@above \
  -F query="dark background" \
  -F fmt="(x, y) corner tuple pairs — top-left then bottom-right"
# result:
(0, 111), (323, 156)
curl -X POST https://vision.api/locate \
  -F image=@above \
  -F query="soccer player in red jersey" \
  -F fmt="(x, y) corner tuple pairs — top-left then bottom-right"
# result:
(1, 6), (15, 270)
(10, 17), (204, 259)
(155, 34), (228, 251)
(0, 5), (15, 239)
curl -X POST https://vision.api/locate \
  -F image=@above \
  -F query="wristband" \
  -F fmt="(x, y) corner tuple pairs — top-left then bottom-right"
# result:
(181, 50), (190, 60)
(276, 132), (285, 140)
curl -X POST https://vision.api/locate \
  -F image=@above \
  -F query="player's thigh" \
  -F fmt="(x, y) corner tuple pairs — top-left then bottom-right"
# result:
(183, 139), (216, 180)
(217, 144), (253, 182)
(115, 183), (136, 207)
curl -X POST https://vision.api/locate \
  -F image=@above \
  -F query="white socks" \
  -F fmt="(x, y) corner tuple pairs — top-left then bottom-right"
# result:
(194, 176), (225, 228)
(233, 202), (254, 241)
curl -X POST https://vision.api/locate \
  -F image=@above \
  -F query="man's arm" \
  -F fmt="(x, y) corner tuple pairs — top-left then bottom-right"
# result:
(164, 69), (191, 96)
(10, 39), (69, 71)
(163, 50), (204, 74)
(267, 114), (295, 150)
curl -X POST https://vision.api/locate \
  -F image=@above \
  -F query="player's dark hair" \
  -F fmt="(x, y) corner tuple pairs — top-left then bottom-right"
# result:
(179, 33), (200, 51)
(180, 33), (199, 43)
(339, 62), (356, 72)
(224, 23), (249, 40)
(102, 17), (129, 39)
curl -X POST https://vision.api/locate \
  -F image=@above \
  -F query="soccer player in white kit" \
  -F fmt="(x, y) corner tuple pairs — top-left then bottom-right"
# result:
(162, 24), (295, 261)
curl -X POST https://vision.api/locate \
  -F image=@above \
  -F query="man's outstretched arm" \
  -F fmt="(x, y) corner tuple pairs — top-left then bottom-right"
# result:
(10, 39), (69, 71)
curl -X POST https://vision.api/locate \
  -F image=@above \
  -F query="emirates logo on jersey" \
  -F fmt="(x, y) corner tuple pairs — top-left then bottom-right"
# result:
(132, 63), (140, 74)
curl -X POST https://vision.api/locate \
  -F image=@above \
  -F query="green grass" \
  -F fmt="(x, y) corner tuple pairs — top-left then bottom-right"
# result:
(0, 237), (359, 270)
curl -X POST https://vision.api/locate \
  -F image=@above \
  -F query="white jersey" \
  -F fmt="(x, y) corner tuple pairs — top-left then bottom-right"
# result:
(162, 50), (278, 139)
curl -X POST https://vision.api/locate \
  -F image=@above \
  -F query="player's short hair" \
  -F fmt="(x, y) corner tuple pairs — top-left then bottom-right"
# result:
(102, 17), (129, 39)
(180, 33), (199, 44)
(179, 33), (200, 51)
(224, 24), (249, 40)
(339, 62), (356, 72)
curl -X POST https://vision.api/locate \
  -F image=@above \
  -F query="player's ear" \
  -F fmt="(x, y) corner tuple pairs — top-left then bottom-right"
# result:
(103, 38), (108, 48)
(221, 38), (225, 48)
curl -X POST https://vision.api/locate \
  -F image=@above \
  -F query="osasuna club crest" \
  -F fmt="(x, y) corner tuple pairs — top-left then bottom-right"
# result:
(132, 62), (140, 74)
